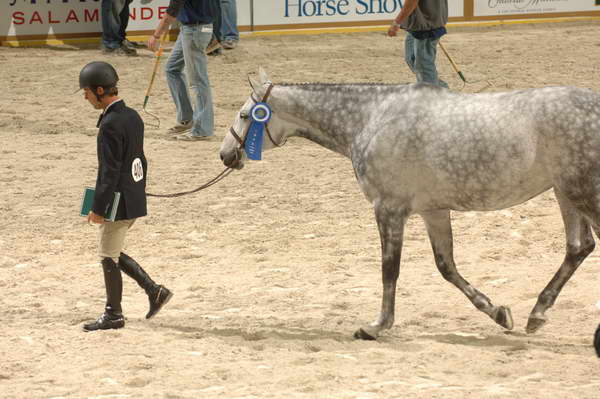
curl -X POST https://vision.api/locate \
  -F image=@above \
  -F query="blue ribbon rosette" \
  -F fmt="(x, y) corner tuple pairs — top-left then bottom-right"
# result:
(244, 102), (272, 161)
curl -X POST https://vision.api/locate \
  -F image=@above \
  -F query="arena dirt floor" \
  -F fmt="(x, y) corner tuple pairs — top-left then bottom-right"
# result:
(1, 19), (600, 399)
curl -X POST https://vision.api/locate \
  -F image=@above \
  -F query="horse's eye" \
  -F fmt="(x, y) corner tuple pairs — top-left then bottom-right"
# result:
(240, 112), (249, 120)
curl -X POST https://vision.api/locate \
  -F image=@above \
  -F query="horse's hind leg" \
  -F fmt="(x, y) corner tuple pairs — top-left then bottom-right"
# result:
(526, 189), (595, 333)
(421, 210), (514, 330)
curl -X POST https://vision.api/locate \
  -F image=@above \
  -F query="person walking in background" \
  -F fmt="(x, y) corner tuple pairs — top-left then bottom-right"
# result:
(221, 0), (239, 50)
(387, 0), (448, 88)
(148, 0), (221, 141)
(79, 61), (173, 331)
(101, 0), (139, 56)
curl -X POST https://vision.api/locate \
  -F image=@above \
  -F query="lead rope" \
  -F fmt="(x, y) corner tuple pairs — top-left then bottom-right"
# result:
(146, 167), (234, 198)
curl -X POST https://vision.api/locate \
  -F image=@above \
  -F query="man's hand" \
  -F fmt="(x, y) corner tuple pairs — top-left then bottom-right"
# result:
(147, 35), (160, 52)
(388, 23), (400, 37)
(388, 0), (418, 37)
(148, 14), (176, 52)
(88, 211), (105, 225)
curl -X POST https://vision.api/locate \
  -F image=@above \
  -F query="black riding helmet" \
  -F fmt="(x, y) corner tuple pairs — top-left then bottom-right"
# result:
(79, 61), (119, 90)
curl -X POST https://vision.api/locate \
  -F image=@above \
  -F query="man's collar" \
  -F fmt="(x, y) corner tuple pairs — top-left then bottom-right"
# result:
(97, 99), (124, 127)
(103, 98), (123, 114)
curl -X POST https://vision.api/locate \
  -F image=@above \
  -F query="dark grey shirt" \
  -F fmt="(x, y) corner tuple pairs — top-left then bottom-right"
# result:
(400, 0), (448, 32)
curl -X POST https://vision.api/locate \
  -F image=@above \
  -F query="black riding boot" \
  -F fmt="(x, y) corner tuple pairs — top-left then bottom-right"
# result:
(118, 252), (173, 319)
(83, 258), (125, 332)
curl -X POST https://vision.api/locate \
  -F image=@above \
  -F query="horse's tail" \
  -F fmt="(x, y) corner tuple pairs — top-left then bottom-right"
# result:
(595, 323), (600, 357)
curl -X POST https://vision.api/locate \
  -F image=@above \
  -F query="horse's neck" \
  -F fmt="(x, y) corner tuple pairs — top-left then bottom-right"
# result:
(272, 85), (377, 158)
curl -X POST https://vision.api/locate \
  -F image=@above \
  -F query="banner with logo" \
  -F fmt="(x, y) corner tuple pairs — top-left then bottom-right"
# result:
(0, 0), (251, 41)
(253, 0), (464, 26)
(475, 0), (599, 17)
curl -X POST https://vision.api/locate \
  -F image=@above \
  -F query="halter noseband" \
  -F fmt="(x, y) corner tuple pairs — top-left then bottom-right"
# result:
(228, 83), (285, 150)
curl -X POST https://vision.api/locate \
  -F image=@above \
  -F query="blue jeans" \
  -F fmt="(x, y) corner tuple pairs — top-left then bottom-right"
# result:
(165, 25), (214, 137)
(221, 0), (239, 42)
(404, 33), (448, 88)
(101, 0), (131, 49)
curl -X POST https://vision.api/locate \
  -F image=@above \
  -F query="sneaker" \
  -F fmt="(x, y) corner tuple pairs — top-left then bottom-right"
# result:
(104, 45), (137, 56)
(207, 48), (222, 57)
(206, 38), (222, 55)
(83, 312), (125, 332)
(100, 44), (119, 54)
(115, 44), (137, 56)
(222, 39), (238, 50)
(123, 39), (144, 49)
(146, 286), (173, 319)
(175, 132), (213, 141)
(166, 121), (193, 135)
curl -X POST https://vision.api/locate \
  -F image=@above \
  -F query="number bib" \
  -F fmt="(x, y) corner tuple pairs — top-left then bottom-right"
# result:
(131, 158), (144, 182)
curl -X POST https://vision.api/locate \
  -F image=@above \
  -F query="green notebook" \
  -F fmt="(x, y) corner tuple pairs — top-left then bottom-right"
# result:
(80, 187), (121, 222)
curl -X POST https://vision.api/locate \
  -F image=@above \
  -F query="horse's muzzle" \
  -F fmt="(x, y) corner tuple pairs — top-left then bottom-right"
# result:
(220, 149), (244, 170)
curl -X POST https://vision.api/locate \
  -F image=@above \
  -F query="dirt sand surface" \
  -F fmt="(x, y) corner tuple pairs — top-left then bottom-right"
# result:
(1, 21), (600, 399)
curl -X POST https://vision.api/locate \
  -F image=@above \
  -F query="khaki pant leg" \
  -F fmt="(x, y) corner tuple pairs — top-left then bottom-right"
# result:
(99, 219), (136, 260)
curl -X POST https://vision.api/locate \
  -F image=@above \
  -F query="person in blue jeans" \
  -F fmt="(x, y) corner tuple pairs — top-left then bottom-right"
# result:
(101, 0), (137, 56)
(387, 0), (448, 88)
(220, 0), (239, 49)
(148, 0), (221, 141)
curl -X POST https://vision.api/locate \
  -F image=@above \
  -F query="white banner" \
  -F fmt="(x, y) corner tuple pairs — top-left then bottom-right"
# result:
(1, 0), (255, 39)
(2, 0), (172, 38)
(474, 0), (599, 17)
(253, 0), (464, 27)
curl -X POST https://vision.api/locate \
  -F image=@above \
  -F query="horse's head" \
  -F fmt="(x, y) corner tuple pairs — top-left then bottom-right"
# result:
(220, 67), (285, 169)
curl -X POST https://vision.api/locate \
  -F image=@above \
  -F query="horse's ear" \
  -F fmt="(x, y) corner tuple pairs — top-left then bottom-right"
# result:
(258, 67), (270, 85)
(248, 74), (261, 94)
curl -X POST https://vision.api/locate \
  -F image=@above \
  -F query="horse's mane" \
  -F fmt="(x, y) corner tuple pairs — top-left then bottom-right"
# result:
(279, 82), (408, 87)
(274, 82), (447, 98)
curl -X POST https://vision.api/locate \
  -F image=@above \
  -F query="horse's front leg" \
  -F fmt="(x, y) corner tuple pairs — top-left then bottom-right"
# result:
(354, 208), (406, 340)
(421, 210), (514, 330)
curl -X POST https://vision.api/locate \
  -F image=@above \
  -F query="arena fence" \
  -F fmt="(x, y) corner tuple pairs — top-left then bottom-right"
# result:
(2, 0), (600, 47)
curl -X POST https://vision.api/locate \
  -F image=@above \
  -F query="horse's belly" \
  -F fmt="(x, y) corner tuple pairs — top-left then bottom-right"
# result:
(444, 182), (552, 211)
(422, 169), (553, 211)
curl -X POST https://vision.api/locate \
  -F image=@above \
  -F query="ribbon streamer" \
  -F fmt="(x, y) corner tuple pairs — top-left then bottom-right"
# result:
(244, 102), (272, 160)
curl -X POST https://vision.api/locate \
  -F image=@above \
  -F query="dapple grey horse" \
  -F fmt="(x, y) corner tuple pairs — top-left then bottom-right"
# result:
(220, 68), (600, 342)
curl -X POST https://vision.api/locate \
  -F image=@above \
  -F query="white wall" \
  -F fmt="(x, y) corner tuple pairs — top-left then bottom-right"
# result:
(1, 0), (599, 41)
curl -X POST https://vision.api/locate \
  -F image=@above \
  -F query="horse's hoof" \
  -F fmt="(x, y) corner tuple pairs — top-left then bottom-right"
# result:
(493, 306), (514, 330)
(526, 315), (547, 334)
(354, 327), (377, 341)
